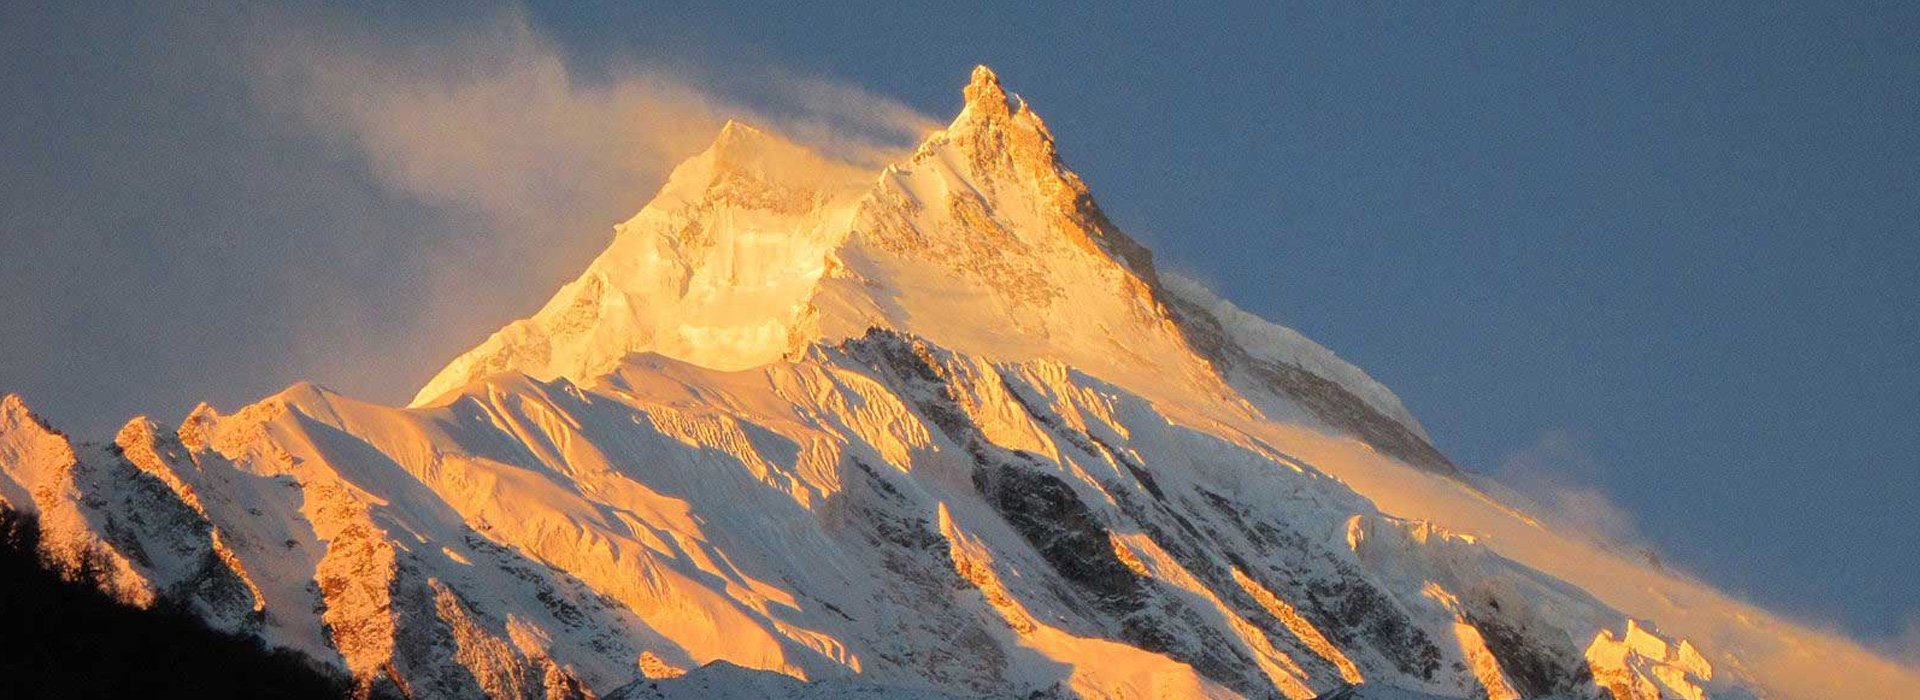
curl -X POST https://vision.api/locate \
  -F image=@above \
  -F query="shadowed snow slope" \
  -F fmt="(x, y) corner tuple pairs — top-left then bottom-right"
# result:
(3, 67), (1915, 699)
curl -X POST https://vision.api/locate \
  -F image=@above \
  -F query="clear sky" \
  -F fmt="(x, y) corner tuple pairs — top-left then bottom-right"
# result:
(2, 2), (1915, 657)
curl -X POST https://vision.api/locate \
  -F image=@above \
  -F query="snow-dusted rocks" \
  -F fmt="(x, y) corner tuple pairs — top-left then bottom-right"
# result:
(3, 67), (1915, 700)
(1584, 620), (1713, 700)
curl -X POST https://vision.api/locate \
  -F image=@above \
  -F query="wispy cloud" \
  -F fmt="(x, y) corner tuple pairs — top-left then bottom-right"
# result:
(250, 14), (722, 255)
(248, 10), (933, 234)
(1494, 428), (1644, 547)
(1887, 612), (1920, 671)
(239, 8), (936, 401)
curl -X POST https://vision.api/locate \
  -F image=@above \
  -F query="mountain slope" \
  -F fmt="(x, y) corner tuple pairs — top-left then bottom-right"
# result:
(0, 508), (348, 698)
(412, 67), (1441, 476)
(2, 66), (1915, 699)
(412, 121), (873, 406)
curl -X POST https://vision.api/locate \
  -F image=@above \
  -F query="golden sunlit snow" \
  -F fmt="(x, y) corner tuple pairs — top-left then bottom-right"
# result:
(3, 68), (1916, 700)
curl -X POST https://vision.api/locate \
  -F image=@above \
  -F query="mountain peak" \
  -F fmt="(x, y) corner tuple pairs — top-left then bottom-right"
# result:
(962, 64), (1010, 116)
(939, 64), (1059, 164)
(702, 119), (800, 176)
(0, 393), (53, 434)
(637, 117), (868, 217)
(1, 62), (1900, 700)
(711, 118), (768, 151)
(414, 64), (1186, 407)
(409, 117), (868, 406)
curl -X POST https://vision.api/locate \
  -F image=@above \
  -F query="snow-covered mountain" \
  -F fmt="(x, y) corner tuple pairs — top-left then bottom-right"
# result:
(2, 66), (1914, 699)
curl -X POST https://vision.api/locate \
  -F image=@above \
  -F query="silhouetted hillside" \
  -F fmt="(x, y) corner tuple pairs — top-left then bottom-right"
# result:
(0, 508), (347, 699)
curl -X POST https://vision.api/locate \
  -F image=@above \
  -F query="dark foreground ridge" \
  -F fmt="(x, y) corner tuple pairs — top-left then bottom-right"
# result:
(0, 507), (349, 699)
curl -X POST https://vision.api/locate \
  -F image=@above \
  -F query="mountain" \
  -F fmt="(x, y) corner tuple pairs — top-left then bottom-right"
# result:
(0, 507), (349, 698)
(2, 66), (1914, 700)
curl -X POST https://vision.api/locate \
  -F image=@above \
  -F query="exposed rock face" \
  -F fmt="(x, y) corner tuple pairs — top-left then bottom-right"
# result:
(1, 67), (1910, 700)
(0, 396), (261, 628)
(0, 329), (1744, 699)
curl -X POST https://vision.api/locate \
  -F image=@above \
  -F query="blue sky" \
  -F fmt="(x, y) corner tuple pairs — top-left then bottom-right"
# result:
(2, 2), (1915, 653)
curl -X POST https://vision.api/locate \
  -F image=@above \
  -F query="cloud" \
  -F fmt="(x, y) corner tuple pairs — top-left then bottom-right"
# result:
(259, 14), (676, 244)
(237, 8), (937, 403)
(248, 10), (932, 235)
(1493, 428), (1645, 547)
(1886, 612), (1920, 671)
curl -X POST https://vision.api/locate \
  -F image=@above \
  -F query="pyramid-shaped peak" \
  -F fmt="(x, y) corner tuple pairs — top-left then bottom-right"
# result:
(113, 414), (165, 446)
(686, 118), (863, 193)
(712, 119), (770, 149)
(0, 393), (60, 436)
(962, 65), (1013, 117)
(417, 63), (1140, 408)
(967, 65), (1003, 96)
(706, 119), (792, 165)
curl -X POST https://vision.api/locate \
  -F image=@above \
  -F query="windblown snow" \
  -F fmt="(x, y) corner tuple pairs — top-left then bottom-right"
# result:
(3, 66), (1914, 700)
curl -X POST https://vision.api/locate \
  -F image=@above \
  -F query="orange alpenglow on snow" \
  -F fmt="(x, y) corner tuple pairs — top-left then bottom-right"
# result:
(2, 67), (1916, 700)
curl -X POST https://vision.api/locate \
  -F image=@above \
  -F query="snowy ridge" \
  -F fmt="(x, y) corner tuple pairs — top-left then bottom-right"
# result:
(1157, 273), (1428, 442)
(5, 337), (1711, 699)
(3, 66), (1917, 700)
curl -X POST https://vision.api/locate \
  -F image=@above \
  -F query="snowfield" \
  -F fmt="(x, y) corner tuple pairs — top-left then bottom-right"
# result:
(2, 66), (1914, 699)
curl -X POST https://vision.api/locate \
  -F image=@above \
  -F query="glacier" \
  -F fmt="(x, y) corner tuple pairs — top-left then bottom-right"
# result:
(2, 66), (1915, 699)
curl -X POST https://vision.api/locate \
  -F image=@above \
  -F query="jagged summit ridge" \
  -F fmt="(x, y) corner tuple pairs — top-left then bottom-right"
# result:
(3, 66), (1906, 700)
(411, 67), (1423, 470)
(958, 64), (1021, 122)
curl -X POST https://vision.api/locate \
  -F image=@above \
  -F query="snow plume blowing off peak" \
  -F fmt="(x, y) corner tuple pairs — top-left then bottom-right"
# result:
(4, 60), (1917, 700)
(410, 118), (875, 405)
(243, 9), (936, 408)
(412, 61), (1447, 479)
(417, 62), (1192, 405)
